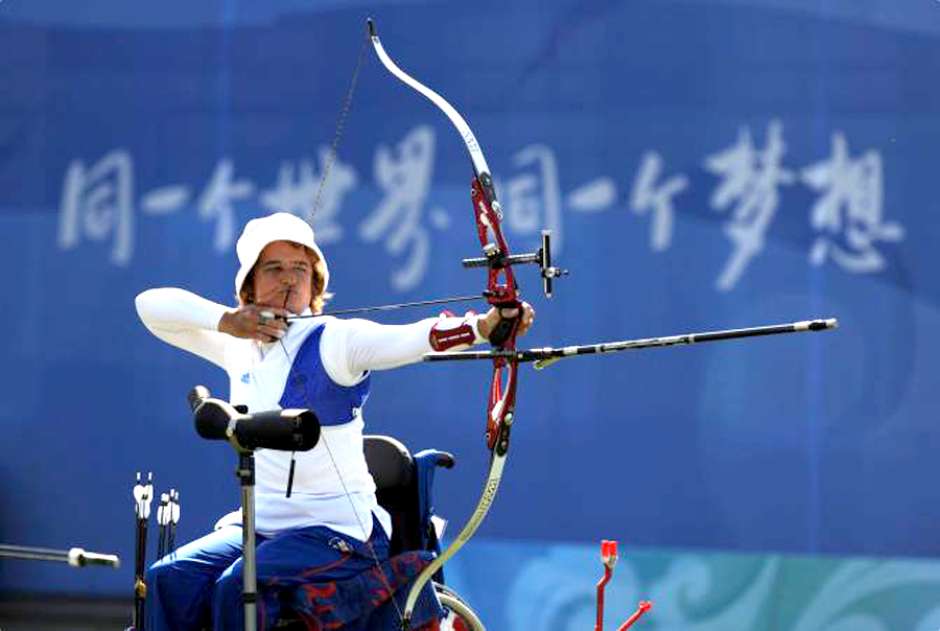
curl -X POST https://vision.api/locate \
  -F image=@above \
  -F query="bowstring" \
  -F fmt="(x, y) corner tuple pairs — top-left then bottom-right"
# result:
(245, 315), (406, 623)
(309, 25), (369, 222)
(274, 331), (406, 624)
(291, 25), (407, 625)
(218, 25), (400, 624)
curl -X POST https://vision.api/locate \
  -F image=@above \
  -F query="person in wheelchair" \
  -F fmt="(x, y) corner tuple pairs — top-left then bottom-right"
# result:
(135, 212), (534, 631)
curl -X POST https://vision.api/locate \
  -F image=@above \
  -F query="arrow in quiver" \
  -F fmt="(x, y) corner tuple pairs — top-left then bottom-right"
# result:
(130, 471), (153, 630)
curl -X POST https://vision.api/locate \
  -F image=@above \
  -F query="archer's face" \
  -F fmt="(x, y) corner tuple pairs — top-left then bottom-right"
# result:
(251, 241), (315, 315)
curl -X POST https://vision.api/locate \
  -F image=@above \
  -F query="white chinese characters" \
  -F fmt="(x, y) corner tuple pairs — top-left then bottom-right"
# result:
(802, 132), (904, 273)
(704, 120), (795, 291)
(631, 151), (689, 253)
(59, 150), (135, 266)
(56, 119), (905, 293)
(359, 125), (438, 291)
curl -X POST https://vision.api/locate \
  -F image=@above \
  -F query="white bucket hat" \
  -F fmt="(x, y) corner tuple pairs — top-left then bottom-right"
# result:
(234, 212), (330, 298)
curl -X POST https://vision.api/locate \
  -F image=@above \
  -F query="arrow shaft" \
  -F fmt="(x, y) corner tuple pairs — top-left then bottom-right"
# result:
(287, 294), (485, 320)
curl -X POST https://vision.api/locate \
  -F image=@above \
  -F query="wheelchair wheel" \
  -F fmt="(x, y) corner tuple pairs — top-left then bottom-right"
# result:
(435, 582), (485, 631)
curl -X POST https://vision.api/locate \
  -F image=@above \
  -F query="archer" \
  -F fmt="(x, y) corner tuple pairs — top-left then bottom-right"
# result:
(135, 211), (534, 631)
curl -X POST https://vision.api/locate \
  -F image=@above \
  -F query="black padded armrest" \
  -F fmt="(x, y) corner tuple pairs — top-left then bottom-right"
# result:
(434, 451), (455, 469)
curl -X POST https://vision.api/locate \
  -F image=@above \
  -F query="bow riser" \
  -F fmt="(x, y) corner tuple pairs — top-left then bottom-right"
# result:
(471, 170), (523, 451)
(487, 360), (519, 451)
(471, 178), (519, 306)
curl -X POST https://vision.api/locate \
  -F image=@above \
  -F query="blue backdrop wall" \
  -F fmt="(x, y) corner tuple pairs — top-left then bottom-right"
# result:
(1, 1), (939, 628)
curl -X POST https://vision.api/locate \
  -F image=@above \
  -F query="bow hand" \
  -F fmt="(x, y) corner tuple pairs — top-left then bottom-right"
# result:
(478, 302), (536, 344)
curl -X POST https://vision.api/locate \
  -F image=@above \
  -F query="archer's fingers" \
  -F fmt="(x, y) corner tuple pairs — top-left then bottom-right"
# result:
(262, 317), (288, 333)
(517, 302), (536, 336)
(259, 307), (291, 322)
(257, 324), (286, 341)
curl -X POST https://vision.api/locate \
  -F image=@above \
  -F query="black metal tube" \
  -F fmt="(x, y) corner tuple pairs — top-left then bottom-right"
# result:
(238, 452), (258, 631)
(423, 318), (839, 365)
(0, 544), (120, 568)
(461, 253), (540, 268)
(0, 545), (70, 563)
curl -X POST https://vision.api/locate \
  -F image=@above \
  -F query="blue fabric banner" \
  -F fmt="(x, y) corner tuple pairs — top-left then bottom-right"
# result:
(0, 2), (937, 618)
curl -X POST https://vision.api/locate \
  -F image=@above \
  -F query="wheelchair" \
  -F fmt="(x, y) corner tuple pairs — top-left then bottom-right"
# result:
(273, 434), (485, 630)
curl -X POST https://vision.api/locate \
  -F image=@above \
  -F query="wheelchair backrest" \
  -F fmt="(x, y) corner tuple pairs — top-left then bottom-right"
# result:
(363, 435), (422, 556)
(363, 435), (413, 490)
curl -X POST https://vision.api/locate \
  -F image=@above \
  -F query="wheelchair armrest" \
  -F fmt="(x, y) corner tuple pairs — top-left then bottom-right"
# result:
(414, 449), (454, 470)
(434, 451), (455, 469)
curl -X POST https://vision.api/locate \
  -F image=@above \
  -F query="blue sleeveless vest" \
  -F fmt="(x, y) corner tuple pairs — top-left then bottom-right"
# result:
(278, 324), (371, 426)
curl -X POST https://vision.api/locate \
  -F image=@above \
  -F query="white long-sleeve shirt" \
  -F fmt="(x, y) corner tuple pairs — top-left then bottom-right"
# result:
(135, 288), (483, 539)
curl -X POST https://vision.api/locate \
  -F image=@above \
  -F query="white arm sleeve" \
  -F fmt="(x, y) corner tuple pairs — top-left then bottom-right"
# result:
(135, 288), (232, 369)
(320, 316), (485, 387)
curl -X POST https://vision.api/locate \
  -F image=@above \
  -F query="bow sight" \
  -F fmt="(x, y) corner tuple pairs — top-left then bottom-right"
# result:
(463, 229), (569, 298)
